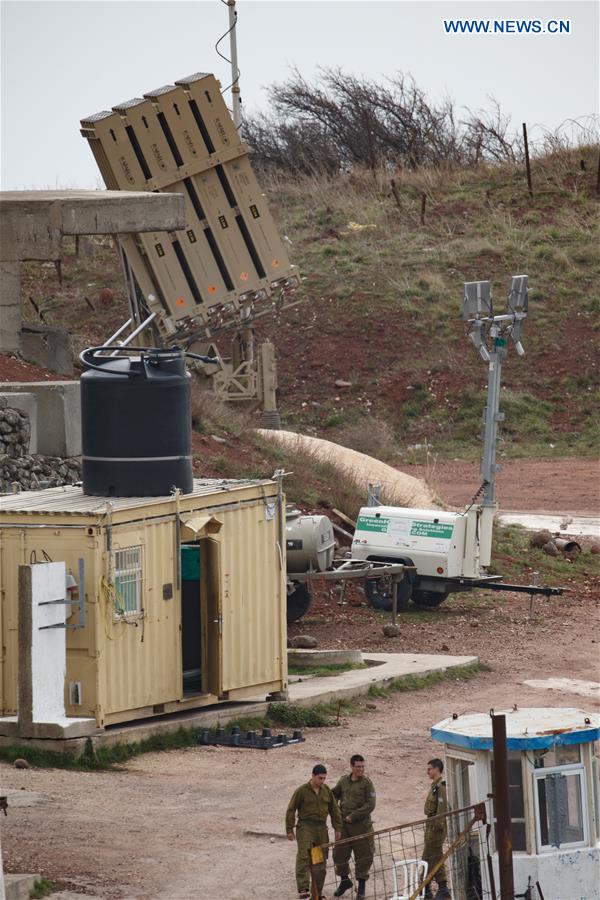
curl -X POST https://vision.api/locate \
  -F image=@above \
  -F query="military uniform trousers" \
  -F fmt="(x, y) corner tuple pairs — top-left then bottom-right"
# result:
(422, 824), (447, 886)
(333, 820), (374, 881)
(295, 823), (330, 893)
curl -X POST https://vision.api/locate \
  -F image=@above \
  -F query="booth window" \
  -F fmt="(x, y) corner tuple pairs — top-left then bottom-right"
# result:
(490, 751), (526, 851)
(114, 546), (143, 615)
(534, 745), (587, 850)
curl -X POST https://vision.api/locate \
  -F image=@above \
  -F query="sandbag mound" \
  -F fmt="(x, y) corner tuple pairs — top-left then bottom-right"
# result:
(256, 429), (440, 509)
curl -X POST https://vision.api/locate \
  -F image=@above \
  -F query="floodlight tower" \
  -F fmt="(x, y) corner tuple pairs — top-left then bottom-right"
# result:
(463, 275), (529, 564)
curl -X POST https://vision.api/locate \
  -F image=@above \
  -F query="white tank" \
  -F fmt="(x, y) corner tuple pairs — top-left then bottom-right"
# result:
(285, 509), (335, 573)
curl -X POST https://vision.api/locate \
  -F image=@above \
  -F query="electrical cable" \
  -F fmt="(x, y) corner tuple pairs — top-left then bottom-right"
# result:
(460, 480), (488, 516)
(215, 0), (240, 95)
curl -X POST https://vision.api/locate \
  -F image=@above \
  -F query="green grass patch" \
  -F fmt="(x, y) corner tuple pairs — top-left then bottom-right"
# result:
(492, 523), (599, 581)
(389, 662), (486, 692)
(367, 684), (390, 699)
(367, 663), (486, 697)
(268, 698), (359, 728)
(29, 879), (54, 899)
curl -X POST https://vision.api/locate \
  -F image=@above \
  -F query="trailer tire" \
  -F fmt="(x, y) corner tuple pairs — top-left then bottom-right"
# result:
(364, 574), (412, 612)
(286, 583), (313, 624)
(411, 590), (447, 608)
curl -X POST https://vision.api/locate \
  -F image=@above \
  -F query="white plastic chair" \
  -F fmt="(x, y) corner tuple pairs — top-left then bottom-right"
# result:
(389, 858), (429, 900)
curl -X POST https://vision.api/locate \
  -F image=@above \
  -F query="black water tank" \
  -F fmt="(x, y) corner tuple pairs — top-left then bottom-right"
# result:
(80, 348), (193, 497)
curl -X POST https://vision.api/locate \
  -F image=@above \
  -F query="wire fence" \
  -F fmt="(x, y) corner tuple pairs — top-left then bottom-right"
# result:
(306, 800), (527, 900)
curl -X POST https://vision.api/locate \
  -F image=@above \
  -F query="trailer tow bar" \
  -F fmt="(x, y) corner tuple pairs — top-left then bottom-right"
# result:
(467, 578), (565, 618)
(471, 581), (564, 596)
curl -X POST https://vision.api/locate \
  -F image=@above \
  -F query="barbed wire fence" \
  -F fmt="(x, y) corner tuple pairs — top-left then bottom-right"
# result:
(305, 799), (540, 900)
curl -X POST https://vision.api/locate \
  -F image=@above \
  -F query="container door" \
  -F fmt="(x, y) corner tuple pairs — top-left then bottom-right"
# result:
(180, 544), (203, 695)
(203, 538), (223, 698)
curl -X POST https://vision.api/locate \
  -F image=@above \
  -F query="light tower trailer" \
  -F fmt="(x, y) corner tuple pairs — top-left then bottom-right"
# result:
(352, 276), (564, 610)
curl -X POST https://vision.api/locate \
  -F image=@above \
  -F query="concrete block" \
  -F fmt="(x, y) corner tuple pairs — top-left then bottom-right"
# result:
(21, 324), (74, 375)
(5, 874), (40, 900)
(0, 392), (38, 452)
(288, 648), (363, 668)
(0, 381), (80, 457)
(0, 261), (21, 352)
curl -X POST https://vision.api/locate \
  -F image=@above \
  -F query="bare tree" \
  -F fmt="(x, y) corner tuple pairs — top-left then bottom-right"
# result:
(244, 70), (522, 174)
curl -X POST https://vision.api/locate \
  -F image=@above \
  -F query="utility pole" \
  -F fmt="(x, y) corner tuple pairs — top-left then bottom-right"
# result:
(226, 0), (242, 131)
(491, 712), (515, 900)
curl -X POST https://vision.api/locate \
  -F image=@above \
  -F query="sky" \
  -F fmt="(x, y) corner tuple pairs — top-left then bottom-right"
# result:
(1, 0), (598, 189)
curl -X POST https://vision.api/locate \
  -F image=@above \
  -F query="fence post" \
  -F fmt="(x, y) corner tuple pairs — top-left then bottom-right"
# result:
(491, 713), (515, 900)
(522, 123), (533, 198)
(367, 482), (382, 506)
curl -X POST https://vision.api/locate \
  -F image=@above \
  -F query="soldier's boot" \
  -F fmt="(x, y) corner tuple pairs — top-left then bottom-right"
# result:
(356, 879), (366, 899)
(333, 878), (353, 897)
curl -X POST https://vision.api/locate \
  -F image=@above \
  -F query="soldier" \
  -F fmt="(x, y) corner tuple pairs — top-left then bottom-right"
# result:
(286, 763), (342, 900)
(332, 754), (376, 899)
(422, 758), (451, 899)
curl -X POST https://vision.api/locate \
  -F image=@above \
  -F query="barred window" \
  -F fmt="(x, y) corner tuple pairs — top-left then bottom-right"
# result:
(114, 546), (143, 616)
(533, 746), (587, 850)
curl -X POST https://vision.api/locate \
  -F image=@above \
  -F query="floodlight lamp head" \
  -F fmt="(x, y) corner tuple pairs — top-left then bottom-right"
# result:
(469, 327), (491, 362)
(508, 274), (529, 314)
(463, 280), (492, 321)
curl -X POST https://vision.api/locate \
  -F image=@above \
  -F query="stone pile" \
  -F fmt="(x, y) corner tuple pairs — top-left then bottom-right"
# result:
(0, 404), (81, 492)
(0, 405), (30, 457)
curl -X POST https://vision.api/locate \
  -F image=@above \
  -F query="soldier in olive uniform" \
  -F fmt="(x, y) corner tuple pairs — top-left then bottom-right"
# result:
(332, 754), (376, 899)
(286, 764), (343, 900)
(422, 758), (451, 899)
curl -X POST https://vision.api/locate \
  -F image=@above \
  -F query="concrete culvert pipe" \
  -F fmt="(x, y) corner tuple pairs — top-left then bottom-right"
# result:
(553, 538), (582, 555)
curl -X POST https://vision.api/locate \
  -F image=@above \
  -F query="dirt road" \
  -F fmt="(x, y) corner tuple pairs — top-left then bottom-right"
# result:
(2, 588), (599, 899)
(405, 457), (599, 515)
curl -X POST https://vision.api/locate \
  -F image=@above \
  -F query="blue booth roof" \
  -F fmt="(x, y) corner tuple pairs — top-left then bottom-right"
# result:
(431, 707), (600, 751)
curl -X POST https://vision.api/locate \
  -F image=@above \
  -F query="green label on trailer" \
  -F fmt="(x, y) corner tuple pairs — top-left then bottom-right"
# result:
(356, 515), (390, 533)
(410, 521), (454, 539)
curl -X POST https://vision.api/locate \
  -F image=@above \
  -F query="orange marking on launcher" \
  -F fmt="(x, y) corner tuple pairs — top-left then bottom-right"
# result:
(176, 297), (186, 307)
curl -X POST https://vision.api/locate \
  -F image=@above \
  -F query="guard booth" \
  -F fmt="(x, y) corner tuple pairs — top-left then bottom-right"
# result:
(0, 478), (287, 733)
(431, 708), (600, 900)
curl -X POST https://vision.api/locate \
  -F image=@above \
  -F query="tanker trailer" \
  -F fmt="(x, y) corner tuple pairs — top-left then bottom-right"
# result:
(285, 508), (335, 623)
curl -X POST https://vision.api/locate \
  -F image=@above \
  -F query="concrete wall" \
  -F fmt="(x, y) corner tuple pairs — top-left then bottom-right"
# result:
(494, 846), (600, 900)
(20, 325), (73, 376)
(0, 381), (80, 456)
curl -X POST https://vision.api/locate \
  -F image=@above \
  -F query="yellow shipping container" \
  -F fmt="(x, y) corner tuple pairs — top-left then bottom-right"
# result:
(0, 478), (287, 729)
